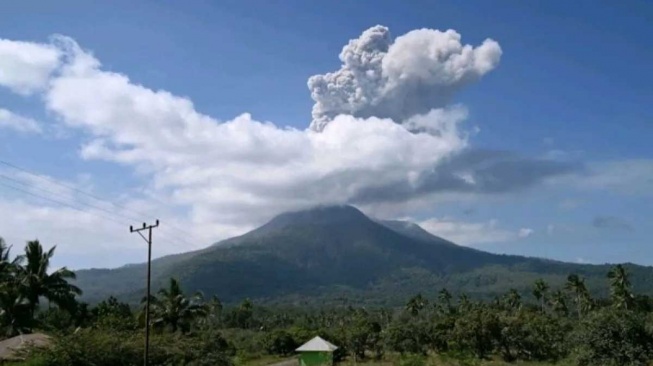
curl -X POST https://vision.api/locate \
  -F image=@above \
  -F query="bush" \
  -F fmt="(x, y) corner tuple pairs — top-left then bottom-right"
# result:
(451, 305), (499, 359)
(22, 329), (233, 366)
(573, 308), (653, 366)
(495, 310), (569, 362)
(264, 329), (297, 356)
(385, 320), (430, 355)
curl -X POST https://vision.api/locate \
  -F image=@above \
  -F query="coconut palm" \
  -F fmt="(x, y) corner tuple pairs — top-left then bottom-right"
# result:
(565, 274), (591, 318)
(503, 289), (522, 312)
(532, 279), (550, 313)
(607, 264), (634, 310)
(0, 280), (32, 337)
(0, 238), (20, 281)
(458, 293), (472, 312)
(0, 238), (31, 336)
(437, 288), (453, 314)
(549, 290), (568, 316)
(198, 295), (223, 329)
(18, 240), (82, 315)
(147, 278), (208, 333)
(405, 293), (428, 316)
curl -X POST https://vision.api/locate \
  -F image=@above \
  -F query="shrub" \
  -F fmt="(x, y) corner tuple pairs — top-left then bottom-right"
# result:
(264, 329), (297, 356)
(22, 329), (233, 366)
(573, 308), (653, 366)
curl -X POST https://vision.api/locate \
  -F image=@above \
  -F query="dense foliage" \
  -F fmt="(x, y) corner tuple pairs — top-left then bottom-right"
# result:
(0, 238), (81, 337)
(4, 236), (653, 366)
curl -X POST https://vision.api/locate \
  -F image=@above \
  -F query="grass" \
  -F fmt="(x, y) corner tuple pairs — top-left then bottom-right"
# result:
(236, 354), (576, 366)
(235, 354), (296, 366)
(337, 360), (569, 366)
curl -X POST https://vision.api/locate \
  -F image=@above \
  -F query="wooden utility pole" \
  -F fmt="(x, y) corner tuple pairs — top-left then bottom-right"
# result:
(130, 220), (159, 366)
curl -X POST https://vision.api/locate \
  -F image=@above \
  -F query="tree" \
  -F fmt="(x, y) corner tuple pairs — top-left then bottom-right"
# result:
(199, 295), (223, 330)
(502, 289), (522, 312)
(405, 293), (428, 317)
(549, 290), (569, 317)
(227, 298), (255, 329)
(607, 264), (634, 310)
(0, 237), (29, 336)
(573, 308), (653, 366)
(0, 278), (31, 337)
(532, 279), (550, 313)
(146, 278), (208, 333)
(457, 294), (472, 313)
(264, 329), (298, 356)
(565, 274), (591, 318)
(451, 303), (499, 359)
(92, 296), (135, 331)
(514, 311), (569, 362)
(347, 309), (382, 361)
(436, 288), (453, 315)
(385, 320), (430, 355)
(18, 240), (82, 316)
(0, 238), (20, 282)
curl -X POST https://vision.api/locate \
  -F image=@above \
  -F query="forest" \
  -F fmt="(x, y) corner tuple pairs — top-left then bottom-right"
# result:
(2, 238), (653, 366)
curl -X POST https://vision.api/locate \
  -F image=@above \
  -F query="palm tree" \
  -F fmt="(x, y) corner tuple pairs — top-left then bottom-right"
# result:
(437, 288), (453, 314)
(0, 280), (32, 337)
(405, 293), (428, 316)
(147, 278), (208, 333)
(607, 264), (634, 310)
(458, 293), (471, 312)
(549, 290), (568, 316)
(18, 240), (82, 316)
(199, 295), (223, 329)
(565, 274), (590, 318)
(532, 279), (550, 313)
(503, 289), (522, 312)
(0, 238), (20, 281)
(0, 238), (31, 336)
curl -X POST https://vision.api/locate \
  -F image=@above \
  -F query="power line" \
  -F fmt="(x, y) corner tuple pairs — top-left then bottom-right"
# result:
(0, 159), (200, 242)
(0, 179), (194, 250)
(0, 180), (127, 227)
(0, 159), (198, 239)
(0, 173), (142, 223)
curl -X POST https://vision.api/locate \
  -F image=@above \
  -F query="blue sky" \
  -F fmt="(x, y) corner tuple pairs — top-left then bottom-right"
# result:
(0, 0), (651, 268)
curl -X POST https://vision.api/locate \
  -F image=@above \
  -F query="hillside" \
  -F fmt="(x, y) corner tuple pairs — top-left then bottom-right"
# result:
(75, 205), (653, 305)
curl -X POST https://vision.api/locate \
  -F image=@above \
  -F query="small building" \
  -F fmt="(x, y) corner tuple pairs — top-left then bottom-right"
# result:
(296, 336), (338, 366)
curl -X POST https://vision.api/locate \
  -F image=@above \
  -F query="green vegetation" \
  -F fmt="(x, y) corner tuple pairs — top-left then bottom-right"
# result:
(0, 238), (81, 337)
(4, 236), (653, 366)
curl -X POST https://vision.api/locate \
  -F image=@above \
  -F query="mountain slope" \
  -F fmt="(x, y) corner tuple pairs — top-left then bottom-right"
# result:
(75, 205), (653, 305)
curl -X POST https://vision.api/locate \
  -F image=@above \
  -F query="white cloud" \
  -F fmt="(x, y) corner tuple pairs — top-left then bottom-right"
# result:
(307, 25), (501, 131)
(0, 27), (504, 265)
(418, 217), (528, 246)
(0, 108), (42, 133)
(518, 228), (534, 238)
(0, 38), (61, 95)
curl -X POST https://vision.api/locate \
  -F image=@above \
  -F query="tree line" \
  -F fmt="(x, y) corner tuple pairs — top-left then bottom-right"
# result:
(2, 237), (653, 366)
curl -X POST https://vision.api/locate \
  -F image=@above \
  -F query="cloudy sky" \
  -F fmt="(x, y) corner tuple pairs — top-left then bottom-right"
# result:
(0, 0), (651, 269)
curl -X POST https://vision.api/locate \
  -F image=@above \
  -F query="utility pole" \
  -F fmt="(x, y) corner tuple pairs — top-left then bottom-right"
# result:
(130, 220), (159, 366)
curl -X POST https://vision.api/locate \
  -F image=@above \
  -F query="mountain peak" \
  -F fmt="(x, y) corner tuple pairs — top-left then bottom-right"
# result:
(262, 204), (369, 231)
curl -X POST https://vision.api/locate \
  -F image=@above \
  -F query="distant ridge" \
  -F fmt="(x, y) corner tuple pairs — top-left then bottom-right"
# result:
(75, 205), (653, 305)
